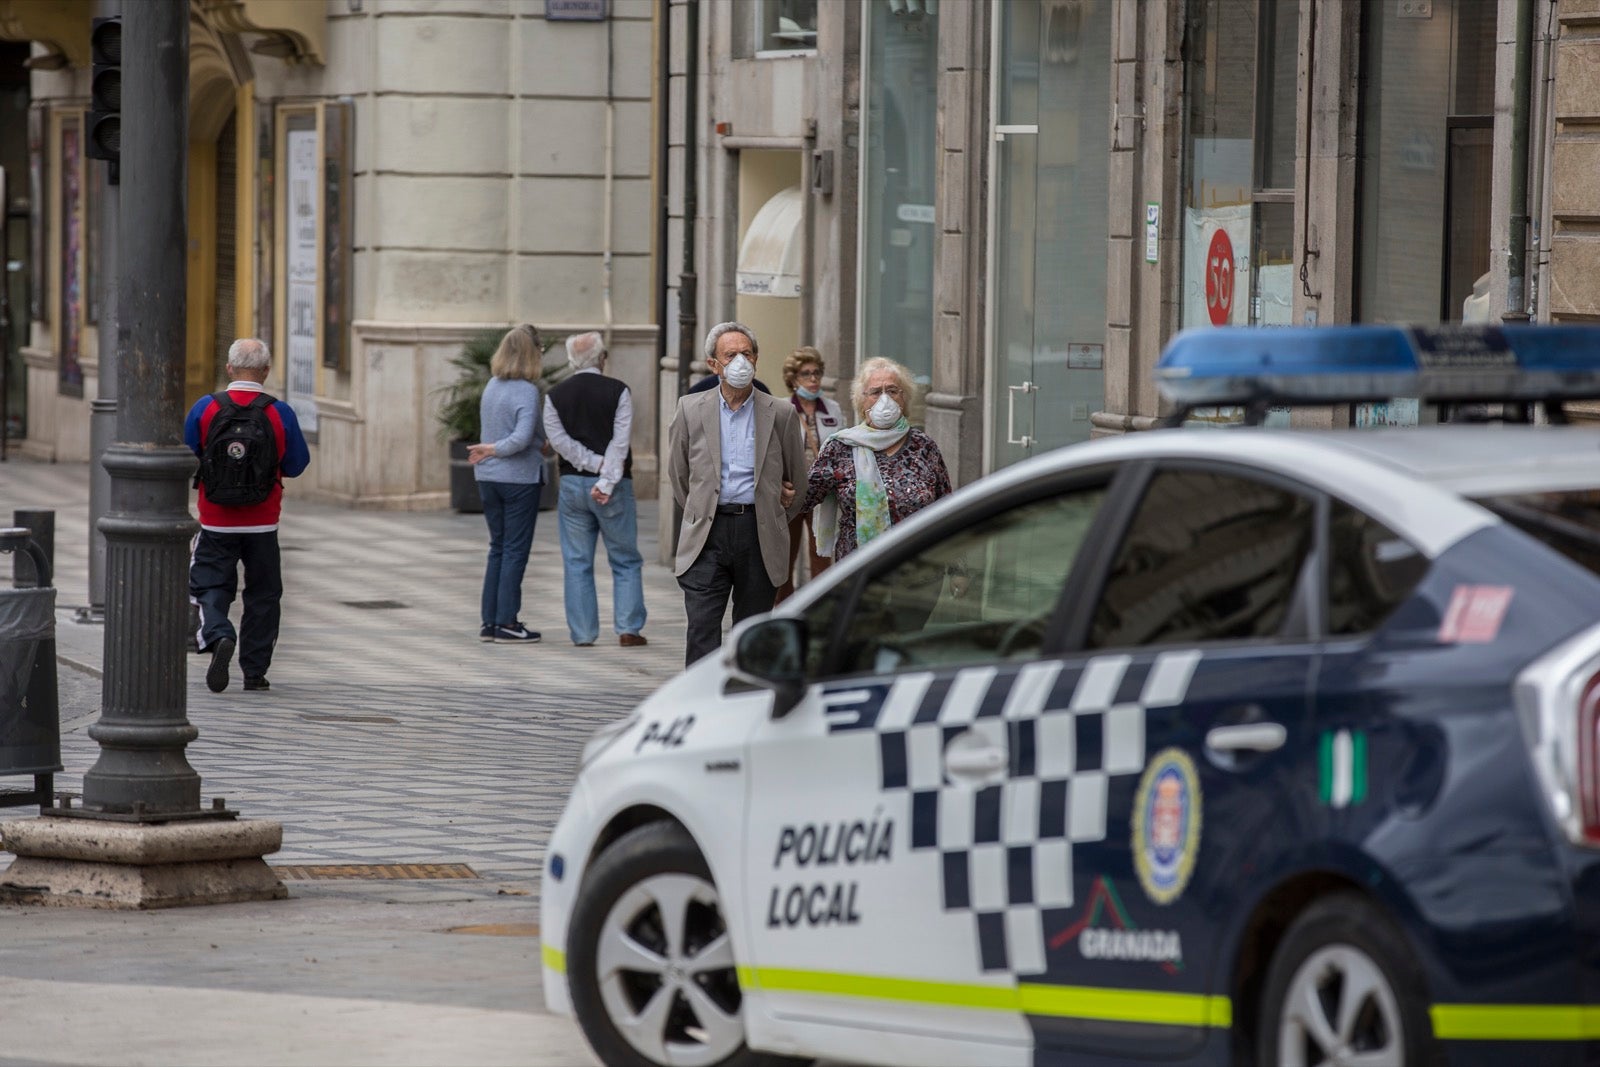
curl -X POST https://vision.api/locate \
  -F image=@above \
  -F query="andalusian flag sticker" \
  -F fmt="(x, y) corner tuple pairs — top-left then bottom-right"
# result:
(1319, 729), (1367, 808)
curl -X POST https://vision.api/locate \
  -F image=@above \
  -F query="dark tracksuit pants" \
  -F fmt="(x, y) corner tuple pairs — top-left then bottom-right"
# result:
(190, 528), (283, 680)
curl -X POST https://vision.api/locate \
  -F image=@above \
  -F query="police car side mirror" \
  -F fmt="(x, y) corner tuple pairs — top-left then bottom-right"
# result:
(726, 616), (808, 719)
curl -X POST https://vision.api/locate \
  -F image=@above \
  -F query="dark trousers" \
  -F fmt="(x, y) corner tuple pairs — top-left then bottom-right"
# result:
(679, 511), (776, 667)
(190, 528), (283, 680)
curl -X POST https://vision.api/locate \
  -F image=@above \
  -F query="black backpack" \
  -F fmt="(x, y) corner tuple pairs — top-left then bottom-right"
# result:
(195, 392), (280, 506)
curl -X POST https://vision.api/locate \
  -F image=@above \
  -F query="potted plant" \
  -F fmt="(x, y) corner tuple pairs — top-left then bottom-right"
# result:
(436, 327), (572, 513)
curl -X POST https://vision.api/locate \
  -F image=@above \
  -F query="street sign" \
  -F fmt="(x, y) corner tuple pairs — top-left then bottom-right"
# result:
(1204, 228), (1234, 326)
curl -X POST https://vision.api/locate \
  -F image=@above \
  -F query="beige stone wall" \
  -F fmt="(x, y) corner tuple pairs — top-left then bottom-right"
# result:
(1549, 0), (1600, 323)
(23, 0), (660, 501)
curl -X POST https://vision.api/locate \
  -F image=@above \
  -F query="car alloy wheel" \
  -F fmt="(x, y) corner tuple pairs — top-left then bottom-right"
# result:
(568, 823), (795, 1067)
(1256, 891), (1441, 1067)
(597, 871), (743, 1067)
(1276, 944), (1403, 1067)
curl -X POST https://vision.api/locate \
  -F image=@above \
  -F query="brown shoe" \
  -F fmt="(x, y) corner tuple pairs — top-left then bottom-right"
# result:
(619, 633), (648, 647)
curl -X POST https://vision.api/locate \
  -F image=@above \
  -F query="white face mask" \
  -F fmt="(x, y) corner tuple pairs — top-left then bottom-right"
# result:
(868, 391), (902, 429)
(722, 353), (755, 389)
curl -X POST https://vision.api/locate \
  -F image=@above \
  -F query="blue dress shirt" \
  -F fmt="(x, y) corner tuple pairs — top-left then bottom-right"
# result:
(718, 391), (756, 505)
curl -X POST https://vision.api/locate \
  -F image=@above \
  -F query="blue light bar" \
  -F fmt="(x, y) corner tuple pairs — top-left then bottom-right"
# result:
(1156, 325), (1600, 407)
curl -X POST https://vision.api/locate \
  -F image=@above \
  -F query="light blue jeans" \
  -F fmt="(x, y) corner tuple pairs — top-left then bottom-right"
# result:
(558, 475), (646, 645)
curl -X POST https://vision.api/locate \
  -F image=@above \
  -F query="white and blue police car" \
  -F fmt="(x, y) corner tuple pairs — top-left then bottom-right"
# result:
(543, 325), (1600, 1067)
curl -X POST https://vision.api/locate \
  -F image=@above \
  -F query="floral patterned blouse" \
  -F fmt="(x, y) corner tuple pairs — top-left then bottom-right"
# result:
(802, 428), (953, 559)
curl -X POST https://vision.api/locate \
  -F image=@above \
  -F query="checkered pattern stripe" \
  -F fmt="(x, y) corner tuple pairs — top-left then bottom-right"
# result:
(870, 650), (1202, 976)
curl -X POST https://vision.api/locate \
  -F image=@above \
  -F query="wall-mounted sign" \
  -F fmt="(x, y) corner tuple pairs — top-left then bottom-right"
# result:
(1067, 343), (1103, 370)
(1145, 202), (1159, 264)
(547, 0), (608, 20)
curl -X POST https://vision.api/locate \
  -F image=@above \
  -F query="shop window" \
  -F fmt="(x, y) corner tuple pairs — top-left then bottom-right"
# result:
(1354, 0), (1495, 426)
(273, 100), (353, 439)
(860, 0), (938, 394)
(988, 0), (1112, 467)
(757, 0), (817, 53)
(1181, 0), (1299, 334)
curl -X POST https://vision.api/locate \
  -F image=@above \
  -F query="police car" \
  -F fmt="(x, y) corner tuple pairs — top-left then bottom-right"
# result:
(542, 325), (1600, 1067)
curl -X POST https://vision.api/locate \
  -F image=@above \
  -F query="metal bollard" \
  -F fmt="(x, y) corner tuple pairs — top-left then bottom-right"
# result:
(12, 508), (54, 589)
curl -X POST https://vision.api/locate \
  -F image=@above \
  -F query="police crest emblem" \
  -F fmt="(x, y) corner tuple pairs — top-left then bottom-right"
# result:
(1132, 747), (1202, 905)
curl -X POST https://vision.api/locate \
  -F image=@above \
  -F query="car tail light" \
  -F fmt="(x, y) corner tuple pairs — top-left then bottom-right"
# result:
(1515, 623), (1600, 847)
(1580, 674), (1600, 843)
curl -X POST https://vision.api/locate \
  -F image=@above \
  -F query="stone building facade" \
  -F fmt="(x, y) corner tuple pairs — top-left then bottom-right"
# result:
(0, 0), (659, 505)
(661, 0), (1600, 545)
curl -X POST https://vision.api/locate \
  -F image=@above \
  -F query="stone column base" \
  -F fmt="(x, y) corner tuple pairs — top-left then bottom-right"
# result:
(0, 818), (287, 910)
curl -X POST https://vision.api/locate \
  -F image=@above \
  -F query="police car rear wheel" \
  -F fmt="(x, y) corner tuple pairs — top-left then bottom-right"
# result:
(1257, 892), (1440, 1067)
(569, 822), (794, 1067)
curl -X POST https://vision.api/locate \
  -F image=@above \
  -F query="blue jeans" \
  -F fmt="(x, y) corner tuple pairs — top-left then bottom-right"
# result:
(479, 480), (542, 627)
(558, 475), (646, 645)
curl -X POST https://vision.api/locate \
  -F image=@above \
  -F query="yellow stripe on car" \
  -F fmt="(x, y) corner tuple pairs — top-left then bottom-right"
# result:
(738, 967), (1232, 1029)
(1431, 1004), (1600, 1041)
(543, 944), (566, 974)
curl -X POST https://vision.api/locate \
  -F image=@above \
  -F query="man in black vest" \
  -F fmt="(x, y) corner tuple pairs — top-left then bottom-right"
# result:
(543, 332), (647, 647)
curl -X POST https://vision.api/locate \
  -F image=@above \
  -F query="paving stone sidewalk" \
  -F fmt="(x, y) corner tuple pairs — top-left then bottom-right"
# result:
(0, 457), (696, 1065)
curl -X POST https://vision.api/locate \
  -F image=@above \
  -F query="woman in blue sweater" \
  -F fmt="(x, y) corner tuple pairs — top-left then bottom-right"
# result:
(467, 324), (547, 642)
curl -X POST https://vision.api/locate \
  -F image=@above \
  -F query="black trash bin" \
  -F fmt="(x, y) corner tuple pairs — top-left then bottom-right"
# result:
(0, 528), (61, 811)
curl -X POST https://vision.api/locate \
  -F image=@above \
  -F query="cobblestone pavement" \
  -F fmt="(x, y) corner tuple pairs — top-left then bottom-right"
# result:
(6, 458), (686, 885)
(0, 457), (702, 1065)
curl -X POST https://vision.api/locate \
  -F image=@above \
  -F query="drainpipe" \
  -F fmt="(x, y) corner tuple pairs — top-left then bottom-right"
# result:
(675, 0), (699, 402)
(603, 11), (616, 350)
(1504, 0), (1535, 324)
(654, 0), (670, 384)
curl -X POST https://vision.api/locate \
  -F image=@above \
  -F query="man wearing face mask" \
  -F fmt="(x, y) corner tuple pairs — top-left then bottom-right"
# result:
(669, 321), (808, 667)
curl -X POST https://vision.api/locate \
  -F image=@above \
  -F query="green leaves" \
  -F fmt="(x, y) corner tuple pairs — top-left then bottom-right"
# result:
(433, 327), (574, 442)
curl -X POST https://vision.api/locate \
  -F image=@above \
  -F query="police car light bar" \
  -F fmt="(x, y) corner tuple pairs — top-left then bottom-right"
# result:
(1156, 324), (1600, 425)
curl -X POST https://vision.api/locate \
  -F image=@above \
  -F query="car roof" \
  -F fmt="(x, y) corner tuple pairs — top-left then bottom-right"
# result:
(1297, 425), (1600, 497)
(781, 424), (1600, 618)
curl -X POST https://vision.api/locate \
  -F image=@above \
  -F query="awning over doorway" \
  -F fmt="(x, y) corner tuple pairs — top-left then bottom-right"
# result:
(737, 184), (804, 298)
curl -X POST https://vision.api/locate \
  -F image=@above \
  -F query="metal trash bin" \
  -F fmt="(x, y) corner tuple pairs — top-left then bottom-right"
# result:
(0, 527), (61, 811)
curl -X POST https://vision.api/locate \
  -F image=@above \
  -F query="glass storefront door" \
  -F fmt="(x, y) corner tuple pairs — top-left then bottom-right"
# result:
(988, 0), (1111, 470)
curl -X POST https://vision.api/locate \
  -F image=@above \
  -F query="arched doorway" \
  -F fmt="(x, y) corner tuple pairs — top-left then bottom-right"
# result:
(185, 19), (251, 405)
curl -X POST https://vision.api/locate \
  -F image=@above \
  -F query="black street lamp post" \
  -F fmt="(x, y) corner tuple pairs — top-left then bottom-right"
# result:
(78, 0), (202, 817)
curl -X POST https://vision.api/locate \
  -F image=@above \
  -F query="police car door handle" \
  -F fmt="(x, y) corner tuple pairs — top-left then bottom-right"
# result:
(1205, 722), (1287, 753)
(943, 730), (1009, 785)
(945, 746), (1006, 774)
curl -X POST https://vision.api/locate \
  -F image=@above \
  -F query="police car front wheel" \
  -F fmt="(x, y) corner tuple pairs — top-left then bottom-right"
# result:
(567, 822), (802, 1067)
(1256, 892), (1441, 1067)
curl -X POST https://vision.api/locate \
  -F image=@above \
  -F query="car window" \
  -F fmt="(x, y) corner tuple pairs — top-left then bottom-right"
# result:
(817, 486), (1108, 677)
(1326, 500), (1428, 636)
(1089, 468), (1314, 649)
(1478, 489), (1600, 577)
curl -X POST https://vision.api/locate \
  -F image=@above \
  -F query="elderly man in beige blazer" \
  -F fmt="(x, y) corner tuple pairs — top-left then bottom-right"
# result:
(669, 321), (807, 666)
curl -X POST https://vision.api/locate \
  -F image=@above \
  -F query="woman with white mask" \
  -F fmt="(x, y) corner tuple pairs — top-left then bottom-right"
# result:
(775, 347), (849, 604)
(803, 357), (953, 562)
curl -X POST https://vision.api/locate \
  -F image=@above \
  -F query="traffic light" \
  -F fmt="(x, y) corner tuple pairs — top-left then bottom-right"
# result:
(87, 16), (121, 172)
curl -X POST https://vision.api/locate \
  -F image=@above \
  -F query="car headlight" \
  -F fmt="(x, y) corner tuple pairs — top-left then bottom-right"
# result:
(579, 714), (638, 771)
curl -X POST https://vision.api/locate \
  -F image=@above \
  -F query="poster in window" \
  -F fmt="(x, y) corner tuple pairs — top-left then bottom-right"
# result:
(322, 102), (351, 372)
(285, 121), (319, 432)
(28, 105), (45, 323)
(256, 100), (275, 350)
(59, 118), (83, 399)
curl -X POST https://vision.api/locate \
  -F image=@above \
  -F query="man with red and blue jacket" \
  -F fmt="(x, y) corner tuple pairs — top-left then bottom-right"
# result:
(184, 338), (311, 694)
